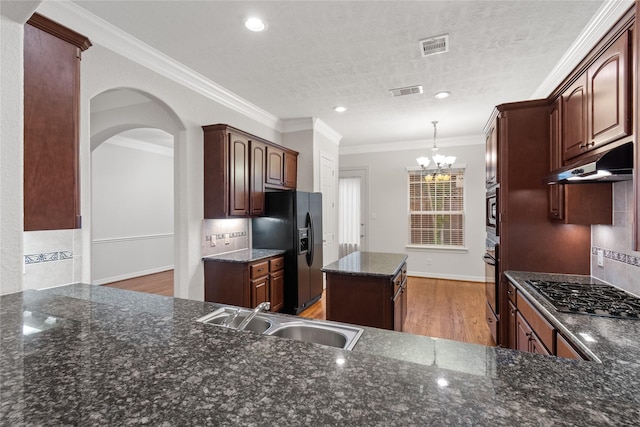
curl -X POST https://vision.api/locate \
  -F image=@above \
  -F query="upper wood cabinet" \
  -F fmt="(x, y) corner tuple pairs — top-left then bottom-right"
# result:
(560, 74), (588, 163)
(229, 132), (251, 216)
(562, 29), (631, 163)
(549, 99), (613, 224)
(203, 124), (298, 218)
(485, 113), (499, 188)
(266, 146), (298, 189)
(250, 140), (266, 216)
(23, 14), (91, 231)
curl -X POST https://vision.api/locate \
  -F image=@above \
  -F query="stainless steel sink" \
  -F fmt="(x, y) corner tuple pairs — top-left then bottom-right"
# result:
(196, 306), (363, 350)
(196, 307), (272, 334)
(266, 322), (362, 351)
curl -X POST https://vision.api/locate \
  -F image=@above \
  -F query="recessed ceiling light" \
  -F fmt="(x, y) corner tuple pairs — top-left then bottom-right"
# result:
(334, 106), (347, 113)
(434, 91), (451, 99)
(245, 17), (266, 32)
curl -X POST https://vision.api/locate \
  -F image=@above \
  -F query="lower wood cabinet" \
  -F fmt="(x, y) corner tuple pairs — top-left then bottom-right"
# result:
(204, 255), (285, 311)
(326, 262), (407, 331)
(507, 279), (588, 360)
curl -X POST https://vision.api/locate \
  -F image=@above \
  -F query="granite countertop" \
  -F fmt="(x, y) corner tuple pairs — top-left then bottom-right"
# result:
(321, 251), (408, 277)
(505, 271), (640, 365)
(202, 248), (286, 263)
(2, 283), (640, 425)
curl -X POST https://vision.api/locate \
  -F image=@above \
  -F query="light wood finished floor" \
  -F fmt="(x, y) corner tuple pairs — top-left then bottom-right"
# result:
(104, 270), (174, 297)
(300, 276), (495, 347)
(104, 272), (494, 347)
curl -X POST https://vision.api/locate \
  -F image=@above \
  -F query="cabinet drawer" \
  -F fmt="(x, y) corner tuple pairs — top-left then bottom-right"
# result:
(507, 281), (517, 305)
(557, 333), (587, 360)
(486, 301), (498, 345)
(250, 261), (269, 279)
(517, 293), (555, 353)
(269, 256), (284, 272)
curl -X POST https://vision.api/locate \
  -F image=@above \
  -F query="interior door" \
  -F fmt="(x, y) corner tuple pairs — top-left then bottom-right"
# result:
(320, 152), (337, 265)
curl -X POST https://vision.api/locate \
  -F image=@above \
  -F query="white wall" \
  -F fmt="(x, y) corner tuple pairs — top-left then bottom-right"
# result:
(340, 139), (486, 282)
(0, 4), (37, 295)
(91, 138), (174, 284)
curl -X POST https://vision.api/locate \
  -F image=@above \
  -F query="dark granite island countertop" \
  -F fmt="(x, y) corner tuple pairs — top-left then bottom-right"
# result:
(202, 248), (286, 263)
(2, 283), (640, 425)
(321, 251), (408, 277)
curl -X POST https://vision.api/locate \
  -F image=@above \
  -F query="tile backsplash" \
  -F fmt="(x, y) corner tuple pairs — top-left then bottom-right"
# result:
(23, 229), (82, 290)
(201, 218), (250, 257)
(592, 180), (640, 296)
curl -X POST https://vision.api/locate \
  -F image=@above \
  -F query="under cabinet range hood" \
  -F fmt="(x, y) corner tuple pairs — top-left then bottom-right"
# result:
(543, 142), (633, 184)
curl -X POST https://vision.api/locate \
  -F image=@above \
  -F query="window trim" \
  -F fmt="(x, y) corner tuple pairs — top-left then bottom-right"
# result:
(406, 164), (467, 250)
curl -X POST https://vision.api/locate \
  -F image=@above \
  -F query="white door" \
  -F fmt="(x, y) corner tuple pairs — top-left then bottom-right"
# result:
(338, 168), (368, 256)
(320, 152), (337, 266)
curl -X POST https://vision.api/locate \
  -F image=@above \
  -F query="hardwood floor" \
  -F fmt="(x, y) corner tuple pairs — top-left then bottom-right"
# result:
(104, 270), (174, 296)
(105, 272), (494, 347)
(300, 276), (495, 347)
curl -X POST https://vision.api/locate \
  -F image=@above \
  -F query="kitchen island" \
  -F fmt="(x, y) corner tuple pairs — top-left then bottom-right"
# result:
(322, 251), (408, 330)
(1, 281), (639, 425)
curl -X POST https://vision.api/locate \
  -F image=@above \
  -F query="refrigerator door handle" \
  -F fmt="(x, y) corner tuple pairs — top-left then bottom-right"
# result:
(306, 212), (314, 267)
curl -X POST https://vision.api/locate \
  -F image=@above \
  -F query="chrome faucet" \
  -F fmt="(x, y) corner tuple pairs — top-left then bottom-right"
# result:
(236, 302), (270, 331)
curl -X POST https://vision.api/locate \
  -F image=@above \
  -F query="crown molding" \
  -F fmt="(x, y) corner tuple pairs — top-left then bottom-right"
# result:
(339, 134), (484, 155)
(530, 0), (633, 99)
(281, 118), (314, 133)
(313, 119), (342, 145)
(104, 135), (174, 157)
(36, 0), (281, 130)
(280, 117), (342, 145)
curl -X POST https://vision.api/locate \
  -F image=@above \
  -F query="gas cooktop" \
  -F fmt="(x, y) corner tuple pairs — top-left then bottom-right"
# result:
(525, 280), (640, 320)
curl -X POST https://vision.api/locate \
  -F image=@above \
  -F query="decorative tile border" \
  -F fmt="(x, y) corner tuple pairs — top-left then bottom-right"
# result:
(592, 247), (640, 268)
(25, 251), (73, 265)
(214, 231), (247, 239)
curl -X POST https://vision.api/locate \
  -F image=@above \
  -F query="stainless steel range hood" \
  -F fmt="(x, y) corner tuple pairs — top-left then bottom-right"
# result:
(543, 142), (633, 184)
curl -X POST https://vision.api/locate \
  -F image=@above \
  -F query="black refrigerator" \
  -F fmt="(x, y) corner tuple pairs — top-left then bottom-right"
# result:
(252, 191), (323, 314)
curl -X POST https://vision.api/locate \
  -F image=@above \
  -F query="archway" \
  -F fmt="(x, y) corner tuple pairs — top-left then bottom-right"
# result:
(90, 88), (185, 296)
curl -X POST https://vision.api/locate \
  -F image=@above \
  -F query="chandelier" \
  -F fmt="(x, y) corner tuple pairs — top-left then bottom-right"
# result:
(416, 120), (456, 181)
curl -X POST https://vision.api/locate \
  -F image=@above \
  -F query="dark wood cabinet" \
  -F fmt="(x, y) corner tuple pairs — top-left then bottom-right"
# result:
(23, 14), (90, 231)
(587, 29), (631, 152)
(561, 74), (588, 162)
(269, 257), (285, 312)
(556, 333), (586, 360)
(266, 146), (298, 189)
(250, 141), (266, 216)
(392, 265), (408, 332)
(229, 132), (251, 216)
(204, 255), (284, 311)
(484, 101), (592, 346)
(562, 30), (631, 163)
(549, 99), (613, 224)
(506, 278), (588, 360)
(283, 151), (298, 189)
(203, 124), (298, 218)
(326, 261), (407, 331)
(266, 146), (284, 186)
(485, 115), (499, 188)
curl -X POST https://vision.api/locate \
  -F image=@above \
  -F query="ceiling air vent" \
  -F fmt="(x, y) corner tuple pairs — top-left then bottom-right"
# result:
(389, 85), (423, 97)
(419, 34), (449, 57)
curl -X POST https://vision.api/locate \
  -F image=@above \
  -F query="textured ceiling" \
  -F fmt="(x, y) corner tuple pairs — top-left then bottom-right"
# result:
(72, 0), (607, 146)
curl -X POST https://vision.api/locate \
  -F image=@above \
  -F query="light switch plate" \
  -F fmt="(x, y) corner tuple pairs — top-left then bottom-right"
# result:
(597, 249), (604, 267)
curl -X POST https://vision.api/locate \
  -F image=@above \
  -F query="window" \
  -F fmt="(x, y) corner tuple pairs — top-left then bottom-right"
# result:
(408, 167), (465, 247)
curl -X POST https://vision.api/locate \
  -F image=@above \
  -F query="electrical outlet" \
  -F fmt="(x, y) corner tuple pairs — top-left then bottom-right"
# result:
(597, 249), (604, 267)
(224, 233), (230, 245)
(426, 258), (432, 266)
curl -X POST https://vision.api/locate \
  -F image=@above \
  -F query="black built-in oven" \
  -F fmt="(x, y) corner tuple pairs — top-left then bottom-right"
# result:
(484, 238), (499, 314)
(486, 187), (499, 235)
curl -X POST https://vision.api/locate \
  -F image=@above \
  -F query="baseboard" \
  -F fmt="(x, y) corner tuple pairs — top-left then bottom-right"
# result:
(408, 271), (484, 283)
(94, 266), (173, 286)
